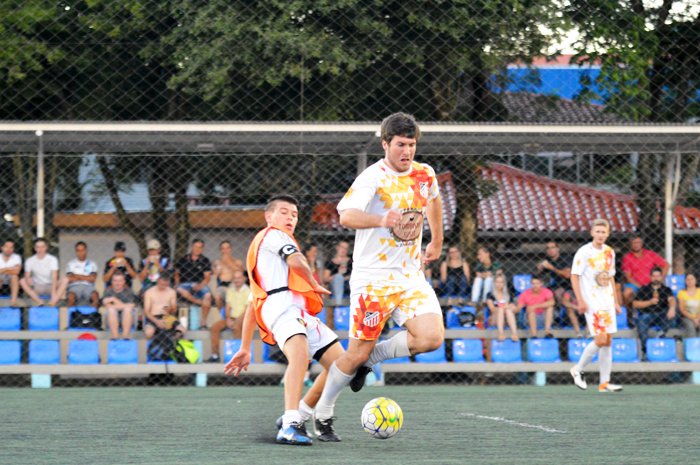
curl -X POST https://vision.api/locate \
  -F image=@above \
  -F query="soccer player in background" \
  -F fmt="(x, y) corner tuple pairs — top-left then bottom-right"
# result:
(224, 195), (344, 445)
(313, 112), (445, 425)
(570, 219), (624, 392)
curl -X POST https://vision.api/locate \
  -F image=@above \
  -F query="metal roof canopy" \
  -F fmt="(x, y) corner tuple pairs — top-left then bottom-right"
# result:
(1, 122), (699, 154)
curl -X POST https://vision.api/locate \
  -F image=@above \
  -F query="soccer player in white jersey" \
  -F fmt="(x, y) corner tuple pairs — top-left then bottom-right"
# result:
(570, 218), (623, 392)
(224, 195), (345, 445)
(314, 112), (445, 425)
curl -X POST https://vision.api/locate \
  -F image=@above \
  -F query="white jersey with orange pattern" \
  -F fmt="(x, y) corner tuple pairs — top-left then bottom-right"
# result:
(337, 159), (440, 286)
(571, 242), (616, 306)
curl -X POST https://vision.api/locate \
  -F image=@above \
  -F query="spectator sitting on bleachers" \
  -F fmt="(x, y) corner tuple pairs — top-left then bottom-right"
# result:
(440, 246), (470, 306)
(104, 241), (138, 290)
(323, 240), (352, 305)
(138, 239), (170, 296)
(212, 240), (244, 312)
(205, 270), (250, 363)
(622, 236), (669, 308)
(19, 238), (60, 306)
(58, 241), (100, 310)
(102, 271), (136, 340)
(536, 240), (571, 306)
(632, 267), (676, 355)
(471, 246), (503, 305)
(0, 239), (22, 307)
(304, 243), (320, 285)
(517, 274), (555, 338)
(676, 273), (700, 339)
(561, 289), (586, 338)
(485, 274), (518, 342)
(175, 238), (213, 329)
(143, 271), (184, 341)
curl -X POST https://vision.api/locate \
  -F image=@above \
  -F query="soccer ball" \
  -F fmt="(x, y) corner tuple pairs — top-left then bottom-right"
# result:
(361, 397), (403, 439)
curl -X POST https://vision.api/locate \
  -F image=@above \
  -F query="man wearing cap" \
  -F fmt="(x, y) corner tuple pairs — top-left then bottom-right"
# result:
(139, 239), (171, 295)
(104, 241), (138, 289)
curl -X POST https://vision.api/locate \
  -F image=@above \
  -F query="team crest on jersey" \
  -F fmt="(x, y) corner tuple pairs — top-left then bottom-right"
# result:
(363, 311), (382, 327)
(391, 208), (423, 243)
(419, 182), (429, 198)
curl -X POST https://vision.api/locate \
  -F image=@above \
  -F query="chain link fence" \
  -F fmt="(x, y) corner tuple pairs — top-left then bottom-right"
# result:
(1, 0), (700, 388)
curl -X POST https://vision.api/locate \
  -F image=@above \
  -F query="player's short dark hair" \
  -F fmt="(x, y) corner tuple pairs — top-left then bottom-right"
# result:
(33, 238), (47, 246)
(265, 195), (299, 213)
(75, 241), (87, 249)
(650, 266), (663, 275)
(380, 112), (421, 143)
(158, 270), (172, 282)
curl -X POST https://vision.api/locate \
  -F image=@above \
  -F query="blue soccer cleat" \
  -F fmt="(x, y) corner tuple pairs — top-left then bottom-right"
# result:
(276, 422), (313, 445)
(276, 416), (312, 437)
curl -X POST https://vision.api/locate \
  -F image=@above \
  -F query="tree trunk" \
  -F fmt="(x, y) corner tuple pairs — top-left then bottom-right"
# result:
(148, 158), (172, 259)
(169, 157), (190, 261)
(97, 156), (147, 259)
(445, 155), (481, 265)
(13, 155), (35, 257)
(43, 155), (59, 248)
(633, 154), (662, 242)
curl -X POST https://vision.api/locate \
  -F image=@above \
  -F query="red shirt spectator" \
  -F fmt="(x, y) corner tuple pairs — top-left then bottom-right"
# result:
(518, 287), (555, 315)
(622, 237), (669, 288)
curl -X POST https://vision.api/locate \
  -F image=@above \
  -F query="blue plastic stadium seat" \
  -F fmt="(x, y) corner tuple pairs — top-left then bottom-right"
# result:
(612, 338), (640, 362)
(567, 339), (598, 363)
(220, 307), (226, 319)
(108, 340), (138, 364)
(617, 306), (629, 329)
(28, 306), (59, 331)
(223, 339), (254, 364)
(646, 338), (679, 362)
(68, 306), (100, 331)
(665, 275), (686, 296)
(513, 275), (532, 295)
(491, 339), (523, 363)
(446, 307), (477, 329)
(0, 307), (21, 331)
(684, 338), (700, 362)
(316, 308), (327, 325)
(261, 344), (277, 364)
(414, 343), (447, 363)
(29, 340), (60, 364)
(334, 306), (351, 331)
(0, 340), (21, 364)
(68, 340), (99, 364)
(452, 339), (485, 363)
(527, 338), (561, 363)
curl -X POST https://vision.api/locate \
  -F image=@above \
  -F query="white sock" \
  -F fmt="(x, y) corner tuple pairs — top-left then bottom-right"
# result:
(366, 331), (411, 367)
(576, 341), (600, 373)
(282, 409), (301, 429)
(298, 400), (313, 422)
(599, 345), (612, 385)
(314, 362), (353, 420)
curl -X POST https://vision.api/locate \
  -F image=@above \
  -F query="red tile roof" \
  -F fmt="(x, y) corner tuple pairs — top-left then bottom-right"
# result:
(311, 163), (700, 234)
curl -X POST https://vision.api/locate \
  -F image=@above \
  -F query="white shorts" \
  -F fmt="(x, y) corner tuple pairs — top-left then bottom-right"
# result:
(584, 307), (618, 336)
(348, 277), (441, 340)
(269, 306), (338, 359)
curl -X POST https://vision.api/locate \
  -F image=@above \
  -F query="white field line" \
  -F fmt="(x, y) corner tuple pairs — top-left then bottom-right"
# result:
(459, 413), (567, 434)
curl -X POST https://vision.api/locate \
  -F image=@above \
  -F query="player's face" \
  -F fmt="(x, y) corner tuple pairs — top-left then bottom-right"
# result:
(75, 244), (87, 261)
(1, 241), (14, 257)
(590, 225), (609, 245)
(268, 201), (298, 234)
(382, 136), (416, 173)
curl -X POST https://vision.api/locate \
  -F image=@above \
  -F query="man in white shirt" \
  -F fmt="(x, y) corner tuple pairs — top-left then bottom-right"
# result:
(0, 239), (22, 307)
(59, 241), (100, 309)
(314, 112), (445, 425)
(19, 238), (60, 306)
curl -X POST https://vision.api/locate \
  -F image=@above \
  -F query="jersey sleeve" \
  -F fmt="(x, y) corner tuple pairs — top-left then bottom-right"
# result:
(337, 168), (377, 213)
(264, 230), (300, 262)
(609, 248), (616, 277)
(571, 247), (587, 276)
(50, 256), (59, 271)
(424, 164), (440, 203)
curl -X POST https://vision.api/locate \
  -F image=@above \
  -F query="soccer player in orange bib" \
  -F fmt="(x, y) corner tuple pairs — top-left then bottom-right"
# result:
(314, 112), (445, 424)
(224, 195), (345, 445)
(570, 218), (624, 392)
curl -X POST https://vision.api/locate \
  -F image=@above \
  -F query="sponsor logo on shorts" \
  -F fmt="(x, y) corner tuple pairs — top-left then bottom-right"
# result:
(363, 311), (381, 327)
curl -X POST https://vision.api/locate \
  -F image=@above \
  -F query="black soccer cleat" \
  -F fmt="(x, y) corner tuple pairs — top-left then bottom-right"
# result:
(350, 366), (373, 392)
(313, 413), (341, 442)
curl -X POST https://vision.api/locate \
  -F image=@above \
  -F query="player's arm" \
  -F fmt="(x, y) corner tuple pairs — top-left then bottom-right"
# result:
(668, 293), (676, 318)
(6, 264), (21, 276)
(287, 253), (331, 296)
(553, 266), (571, 279)
(339, 208), (400, 230)
(424, 194), (444, 263)
(610, 276), (622, 314)
(224, 302), (255, 376)
(570, 274), (587, 314)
